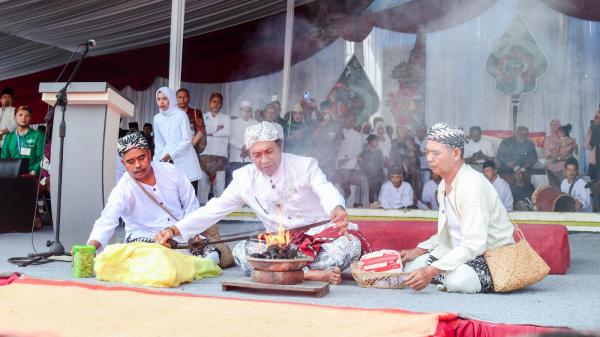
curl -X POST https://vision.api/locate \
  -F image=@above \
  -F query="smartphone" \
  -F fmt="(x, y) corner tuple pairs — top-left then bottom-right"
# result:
(303, 91), (311, 103)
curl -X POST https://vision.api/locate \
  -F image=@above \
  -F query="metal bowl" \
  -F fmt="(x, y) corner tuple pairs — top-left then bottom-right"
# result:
(247, 257), (313, 272)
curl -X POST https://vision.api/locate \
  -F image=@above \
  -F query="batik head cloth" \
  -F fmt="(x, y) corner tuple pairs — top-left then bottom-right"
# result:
(427, 122), (468, 149)
(244, 121), (281, 150)
(118, 132), (150, 157)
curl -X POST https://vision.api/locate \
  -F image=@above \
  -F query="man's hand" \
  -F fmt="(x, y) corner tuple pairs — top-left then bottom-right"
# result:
(399, 247), (427, 263)
(575, 200), (583, 210)
(330, 205), (349, 235)
(404, 265), (440, 291)
(155, 227), (178, 246)
(161, 154), (171, 162)
(216, 125), (224, 131)
(88, 240), (101, 250)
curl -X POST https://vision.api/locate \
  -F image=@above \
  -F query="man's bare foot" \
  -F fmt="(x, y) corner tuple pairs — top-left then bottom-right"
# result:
(304, 267), (342, 285)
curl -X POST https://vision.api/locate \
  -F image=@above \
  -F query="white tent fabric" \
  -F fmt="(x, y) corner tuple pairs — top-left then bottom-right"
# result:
(0, 0), (313, 81)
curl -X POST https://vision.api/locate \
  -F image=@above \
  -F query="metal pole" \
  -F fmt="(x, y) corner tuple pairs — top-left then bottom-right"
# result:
(280, 0), (295, 118)
(169, 0), (185, 90)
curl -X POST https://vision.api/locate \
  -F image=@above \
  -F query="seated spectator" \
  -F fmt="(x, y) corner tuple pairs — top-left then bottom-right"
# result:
(510, 166), (535, 211)
(359, 134), (385, 203)
(336, 114), (369, 207)
(227, 100), (258, 186)
(417, 172), (441, 210)
(378, 166), (414, 209)
(483, 160), (513, 211)
(464, 126), (495, 166)
(0, 105), (45, 176)
(561, 158), (592, 212)
(87, 132), (219, 263)
(496, 126), (538, 177)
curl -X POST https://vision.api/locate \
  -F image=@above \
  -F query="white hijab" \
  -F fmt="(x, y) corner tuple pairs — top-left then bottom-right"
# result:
(156, 87), (182, 116)
(374, 121), (391, 158)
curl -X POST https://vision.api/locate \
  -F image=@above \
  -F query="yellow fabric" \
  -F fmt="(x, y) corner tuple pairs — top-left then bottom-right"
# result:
(94, 242), (221, 288)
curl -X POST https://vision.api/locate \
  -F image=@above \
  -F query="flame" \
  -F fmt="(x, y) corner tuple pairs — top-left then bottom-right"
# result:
(259, 222), (291, 248)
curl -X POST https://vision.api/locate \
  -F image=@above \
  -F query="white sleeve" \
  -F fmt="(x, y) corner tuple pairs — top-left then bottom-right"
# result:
(575, 181), (591, 211)
(378, 183), (392, 209)
(170, 113), (193, 159)
(174, 173), (246, 240)
(307, 158), (345, 214)
(401, 183), (415, 207)
(213, 114), (231, 137)
(87, 182), (132, 248)
(153, 115), (165, 161)
(176, 166), (199, 216)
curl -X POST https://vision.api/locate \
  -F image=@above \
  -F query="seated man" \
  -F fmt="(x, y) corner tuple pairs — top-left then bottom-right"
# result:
(560, 158), (592, 212)
(87, 132), (219, 263)
(464, 126), (495, 167)
(155, 122), (368, 285)
(496, 126), (538, 176)
(511, 166), (535, 211)
(417, 172), (441, 210)
(378, 166), (415, 209)
(401, 123), (515, 293)
(0, 105), (45, 175)
(482, 160), (514, 212)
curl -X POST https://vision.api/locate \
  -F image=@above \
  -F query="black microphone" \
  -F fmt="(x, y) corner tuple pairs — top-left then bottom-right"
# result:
(80, 39), (96, 48)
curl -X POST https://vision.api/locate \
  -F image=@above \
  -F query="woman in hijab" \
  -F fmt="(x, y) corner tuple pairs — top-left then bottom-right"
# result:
(284, 103), (309, 155)
(153, 87), (203, 191)
(374, 121), (392, 163)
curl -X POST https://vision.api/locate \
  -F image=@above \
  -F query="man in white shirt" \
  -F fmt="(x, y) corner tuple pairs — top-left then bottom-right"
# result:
(227, 100), (258, 186)
(87, 132), (219, 263)
(0, 87), (16, 147)
(483, 160), (514, 211)
(417, 172), (441, 210)
(378, 166), (415, 209)
(464, 126), (495, 168)
(336, 114), (369, 207)
(401, 123), (514, 293)
(560, 158), (592, 212)
(199, 92), (230, 204)
(155, 122), (368, 285)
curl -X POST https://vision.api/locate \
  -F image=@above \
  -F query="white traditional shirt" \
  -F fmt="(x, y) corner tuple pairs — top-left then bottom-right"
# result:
(492, 175), (514, 211)
(153, 109), (202, 181)
(561, 178), (592, 212)
(203, 111), (231, 157)
(229, 118), (258, 163)
(0, 106), (16, 146)
(378, 181), (414, 209)
(88, 162), (199, 248)
(444, 196), (462, 248)
(336, 128), (363, 169)
(464, 138), (496, 163)
(418, 179), (439, 210)
(175, 153), (346, 240)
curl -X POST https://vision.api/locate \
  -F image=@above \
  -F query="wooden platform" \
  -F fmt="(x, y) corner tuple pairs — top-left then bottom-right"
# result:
(221, 278), (330, 297)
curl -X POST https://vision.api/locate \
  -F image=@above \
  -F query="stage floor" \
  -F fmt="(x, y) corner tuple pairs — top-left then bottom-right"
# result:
(1, 222), (599, 331)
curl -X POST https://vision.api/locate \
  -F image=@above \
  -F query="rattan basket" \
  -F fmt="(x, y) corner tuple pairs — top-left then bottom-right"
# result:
(350, 262), (408, 289)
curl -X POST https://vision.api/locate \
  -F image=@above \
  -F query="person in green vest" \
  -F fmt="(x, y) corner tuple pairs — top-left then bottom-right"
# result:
(1, 105), (45, 175)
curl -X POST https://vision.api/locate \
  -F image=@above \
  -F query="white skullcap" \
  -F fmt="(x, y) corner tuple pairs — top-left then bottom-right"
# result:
(240, 100), (252, 109)
(244, 121), (281, 150)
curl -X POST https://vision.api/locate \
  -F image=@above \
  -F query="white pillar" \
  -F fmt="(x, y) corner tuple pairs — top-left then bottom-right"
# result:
(169, 0), (185, 90)
(280, 0), (295, 117)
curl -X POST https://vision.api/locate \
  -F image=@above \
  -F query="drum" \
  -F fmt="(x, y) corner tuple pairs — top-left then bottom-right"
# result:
(531, 186), (576, 212)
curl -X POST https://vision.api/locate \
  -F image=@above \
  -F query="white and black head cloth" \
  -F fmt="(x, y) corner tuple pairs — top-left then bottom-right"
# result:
(118, 132), (150, 157)
(427, 123), (468, 150)
(244, 121), (281, 150)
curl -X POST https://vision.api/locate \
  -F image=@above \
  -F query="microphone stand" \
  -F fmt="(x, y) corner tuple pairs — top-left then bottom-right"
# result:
(9, 43), (93, 267)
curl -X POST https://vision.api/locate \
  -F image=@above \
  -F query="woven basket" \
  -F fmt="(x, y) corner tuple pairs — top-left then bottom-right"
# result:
(484, 227), (550, 292)
(350, 262), (408, 289)
(202, 224), (235, 268)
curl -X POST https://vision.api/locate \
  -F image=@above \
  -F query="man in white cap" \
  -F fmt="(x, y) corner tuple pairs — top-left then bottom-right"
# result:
(155, 122), (369, 284)
(87, 132), (219, 263)
(226, 100), (258, 187)
(400, 123), (514, 293)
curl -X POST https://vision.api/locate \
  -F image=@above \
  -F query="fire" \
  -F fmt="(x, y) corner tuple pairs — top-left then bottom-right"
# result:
(259, 222), (291, 248)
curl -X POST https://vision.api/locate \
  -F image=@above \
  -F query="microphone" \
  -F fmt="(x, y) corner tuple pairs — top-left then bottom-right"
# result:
(80, 39), (96, 48)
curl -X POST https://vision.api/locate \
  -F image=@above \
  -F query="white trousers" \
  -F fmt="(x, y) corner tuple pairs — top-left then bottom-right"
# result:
(198, 170), (225, 204)
(403, 254), (482, 293)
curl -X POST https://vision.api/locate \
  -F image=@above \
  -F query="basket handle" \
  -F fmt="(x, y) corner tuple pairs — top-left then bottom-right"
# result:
(511, 221), (526, 241)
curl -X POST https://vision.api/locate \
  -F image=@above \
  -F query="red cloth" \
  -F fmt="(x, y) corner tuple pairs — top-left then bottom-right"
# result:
(355, 220), (570, 274)
(0, 272), (21, 286)
(291, 226), (372, 259)
(453, 318), (563, 337)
